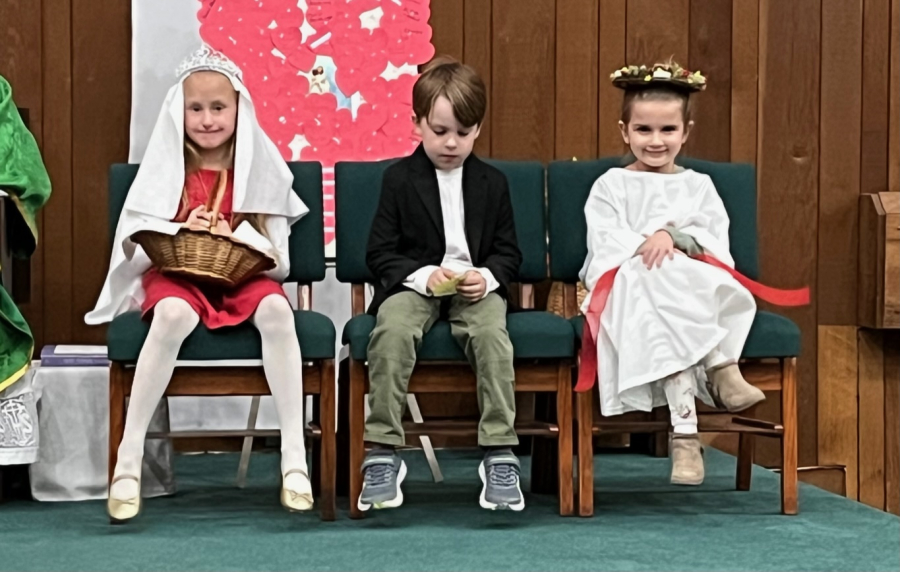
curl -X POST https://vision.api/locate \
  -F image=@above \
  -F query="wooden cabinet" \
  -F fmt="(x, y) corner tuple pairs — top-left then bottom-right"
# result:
(859, 193), (899, 329)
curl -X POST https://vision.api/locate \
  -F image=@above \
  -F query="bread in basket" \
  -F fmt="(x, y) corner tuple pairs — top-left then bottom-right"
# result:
(131, 169), (276, 289)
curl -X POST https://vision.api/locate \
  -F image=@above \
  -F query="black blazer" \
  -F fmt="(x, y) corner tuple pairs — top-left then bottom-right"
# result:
(366, 144), (522, 315)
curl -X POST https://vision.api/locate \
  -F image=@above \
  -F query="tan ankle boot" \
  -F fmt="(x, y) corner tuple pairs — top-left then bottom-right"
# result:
(706, 363), (765, 412)
(670, 434), (704, 486)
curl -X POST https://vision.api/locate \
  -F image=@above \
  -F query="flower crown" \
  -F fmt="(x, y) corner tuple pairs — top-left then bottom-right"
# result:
(610, 61), (706, 92)
(175, 44), (243, 81)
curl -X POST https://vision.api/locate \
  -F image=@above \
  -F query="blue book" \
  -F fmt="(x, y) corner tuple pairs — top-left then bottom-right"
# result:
(40, 345), (109, 367)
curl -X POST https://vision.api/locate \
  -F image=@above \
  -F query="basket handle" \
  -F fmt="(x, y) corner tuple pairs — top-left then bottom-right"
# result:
(208, 169), (228, 234)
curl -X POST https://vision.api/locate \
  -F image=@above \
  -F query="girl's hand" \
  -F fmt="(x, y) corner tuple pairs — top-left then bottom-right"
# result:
(211, 218), (232, 237)
(184, 206), (211, 231)
(635, 230), (675, 269)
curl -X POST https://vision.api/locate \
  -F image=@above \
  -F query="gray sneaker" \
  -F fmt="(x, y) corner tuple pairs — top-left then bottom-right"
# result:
(357, 449), (407, 511)
(478, 449), (524, 511)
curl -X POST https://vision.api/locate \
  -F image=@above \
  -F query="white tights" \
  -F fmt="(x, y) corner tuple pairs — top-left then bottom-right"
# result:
(110, 295), (307, 500)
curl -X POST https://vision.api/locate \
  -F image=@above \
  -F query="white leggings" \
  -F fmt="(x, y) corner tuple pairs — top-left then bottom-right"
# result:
(113, 295), (307, 480)
(662, 347), (730, 435)
(663, 371), (697, 435)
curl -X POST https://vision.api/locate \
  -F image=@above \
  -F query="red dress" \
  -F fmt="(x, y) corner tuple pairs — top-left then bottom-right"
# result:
(140, 169), (287, 329)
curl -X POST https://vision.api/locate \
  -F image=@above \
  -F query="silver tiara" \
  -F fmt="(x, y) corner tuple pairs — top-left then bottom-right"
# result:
(175, 44), (243, 81)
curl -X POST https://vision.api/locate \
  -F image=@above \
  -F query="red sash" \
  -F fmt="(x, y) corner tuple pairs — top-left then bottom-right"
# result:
(574, 254), (810, 392)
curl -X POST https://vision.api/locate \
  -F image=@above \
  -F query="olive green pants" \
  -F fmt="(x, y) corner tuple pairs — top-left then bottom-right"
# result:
(364, 291), (518, 447)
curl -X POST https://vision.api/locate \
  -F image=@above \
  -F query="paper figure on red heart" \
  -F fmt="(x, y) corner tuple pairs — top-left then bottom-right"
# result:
(198, 0), (435, 245)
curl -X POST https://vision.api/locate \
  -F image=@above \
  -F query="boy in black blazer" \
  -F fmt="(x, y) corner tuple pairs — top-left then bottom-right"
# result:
(359, 57), (524, 512)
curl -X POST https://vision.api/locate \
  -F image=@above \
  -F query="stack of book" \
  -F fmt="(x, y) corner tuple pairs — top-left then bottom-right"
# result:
(39, 345), (108, 367)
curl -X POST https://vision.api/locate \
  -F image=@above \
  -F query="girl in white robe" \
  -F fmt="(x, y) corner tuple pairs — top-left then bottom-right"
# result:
(86, 45), (313, 521)
(579, 63), (765, 486)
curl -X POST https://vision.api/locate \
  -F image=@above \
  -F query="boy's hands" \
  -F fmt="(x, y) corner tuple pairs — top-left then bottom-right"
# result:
(425, 268), (487, 300)
(457, 271), (487, 301)
(427, 267), (457, 293)
(635, 230), (675, 269)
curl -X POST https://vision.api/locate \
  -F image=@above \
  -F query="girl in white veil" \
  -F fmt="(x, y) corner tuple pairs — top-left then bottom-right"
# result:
(87, 45), (314, 522)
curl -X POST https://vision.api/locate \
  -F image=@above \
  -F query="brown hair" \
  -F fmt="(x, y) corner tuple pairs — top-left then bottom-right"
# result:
(413, 56), (486, 128)
(620, 86), (693, 125)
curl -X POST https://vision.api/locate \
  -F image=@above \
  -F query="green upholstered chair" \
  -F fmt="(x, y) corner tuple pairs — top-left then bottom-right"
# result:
(546, 157), (800, 516)
(106, 162), (337, 520)
(335, 159), (576, 518)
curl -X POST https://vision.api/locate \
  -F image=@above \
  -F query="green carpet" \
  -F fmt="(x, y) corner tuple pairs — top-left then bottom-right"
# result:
(0, 449), (896, 571)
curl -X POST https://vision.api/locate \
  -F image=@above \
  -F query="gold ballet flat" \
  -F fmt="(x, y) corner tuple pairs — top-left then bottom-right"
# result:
(107, 475), (142, 524)
(280, 469), (314, 512)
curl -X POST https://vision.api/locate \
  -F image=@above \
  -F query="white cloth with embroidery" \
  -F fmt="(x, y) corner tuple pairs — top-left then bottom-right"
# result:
(85, 51), (308, 325)
(0, 365), (38, 465)
(579, 168), (756, 416)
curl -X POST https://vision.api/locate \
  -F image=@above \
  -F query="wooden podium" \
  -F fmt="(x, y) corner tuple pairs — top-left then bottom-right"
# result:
(852, 193), (899, 514)
(859, 192), (899, 329)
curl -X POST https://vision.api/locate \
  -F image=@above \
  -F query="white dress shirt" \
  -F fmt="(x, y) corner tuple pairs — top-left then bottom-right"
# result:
(404, 166), (499, 297)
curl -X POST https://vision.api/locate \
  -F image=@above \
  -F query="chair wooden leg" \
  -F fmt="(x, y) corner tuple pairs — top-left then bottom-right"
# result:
(530, 393), (558, 495)
(335, 358), (350, 496)
(349, 359), (367, 519)
(736, 403), (757, 491)
(108, 362), (127, 485)
(556, 363), (574, 516)
(318, 359), (336, 521)
(737, 433), (754, 491)
(576, 389), (594, 517)
(310, 397), (321, 496)
(650, 407), (669, 457)
(633, 408), (670, 457)
(781, 358), (798, 514)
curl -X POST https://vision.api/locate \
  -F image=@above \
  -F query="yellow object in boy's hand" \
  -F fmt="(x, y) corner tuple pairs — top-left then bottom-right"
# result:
(430, 274), (464, 297)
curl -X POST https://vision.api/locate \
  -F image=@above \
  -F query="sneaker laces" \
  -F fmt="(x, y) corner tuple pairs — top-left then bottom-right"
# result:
(364, 462), (394, 487)
(488, 463), (519, 488)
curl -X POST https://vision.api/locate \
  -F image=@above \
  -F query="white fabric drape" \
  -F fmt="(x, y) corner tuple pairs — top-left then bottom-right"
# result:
(579, 169), (756, 416)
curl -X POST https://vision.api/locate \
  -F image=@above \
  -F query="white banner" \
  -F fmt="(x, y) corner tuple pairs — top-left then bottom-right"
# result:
(129, 0), (203, 163)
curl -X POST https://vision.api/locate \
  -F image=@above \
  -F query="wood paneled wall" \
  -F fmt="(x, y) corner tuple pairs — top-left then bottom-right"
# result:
(1, 0), (131, 350)
(1, 0), (898, 471)
(818, 328), (899, 513)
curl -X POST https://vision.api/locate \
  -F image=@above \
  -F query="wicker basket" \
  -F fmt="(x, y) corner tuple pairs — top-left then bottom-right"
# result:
(132, 170), (276, 289)
(546, 281), (588, 317)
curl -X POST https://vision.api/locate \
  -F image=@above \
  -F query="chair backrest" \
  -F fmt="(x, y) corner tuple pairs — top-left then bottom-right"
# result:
(108, 162), (326, 283)
(333, 158), (548, 284)
(546, 157), (759, 282)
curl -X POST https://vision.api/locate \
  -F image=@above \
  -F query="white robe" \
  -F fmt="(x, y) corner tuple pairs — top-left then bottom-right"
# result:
(85, 68), (308, 325)
(579, 168), (756, 416)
